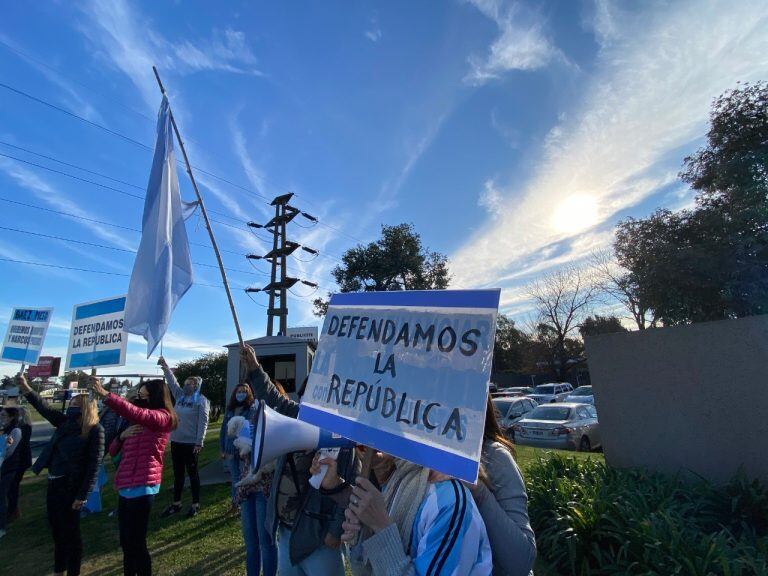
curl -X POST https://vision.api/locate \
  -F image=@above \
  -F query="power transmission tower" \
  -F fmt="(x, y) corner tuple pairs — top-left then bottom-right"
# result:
(245, 193), (318, 336)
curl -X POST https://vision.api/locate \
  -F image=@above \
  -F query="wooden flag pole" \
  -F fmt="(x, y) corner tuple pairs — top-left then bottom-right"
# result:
(152, 66), (244, 347)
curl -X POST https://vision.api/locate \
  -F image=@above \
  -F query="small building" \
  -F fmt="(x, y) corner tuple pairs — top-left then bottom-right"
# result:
(224, 335), (316, 400)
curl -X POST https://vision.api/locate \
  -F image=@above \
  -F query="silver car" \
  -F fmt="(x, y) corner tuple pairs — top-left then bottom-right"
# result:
(513, 403), (601, 452)
(527, 382), (573, 404)
(565, 385), (594, 405)
(492, 397), (539, 440)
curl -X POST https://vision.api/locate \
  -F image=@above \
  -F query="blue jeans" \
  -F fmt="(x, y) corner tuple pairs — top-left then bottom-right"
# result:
(228, 454), (241, 505)
(241, 491), (276, 576)
(277, 524), (345, 576)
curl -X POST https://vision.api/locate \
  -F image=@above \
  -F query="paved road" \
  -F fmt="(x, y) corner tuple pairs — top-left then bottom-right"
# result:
(30, 420), (54, 459)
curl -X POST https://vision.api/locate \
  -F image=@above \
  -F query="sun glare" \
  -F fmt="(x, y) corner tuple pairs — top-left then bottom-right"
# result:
(551, 194), (600, 234)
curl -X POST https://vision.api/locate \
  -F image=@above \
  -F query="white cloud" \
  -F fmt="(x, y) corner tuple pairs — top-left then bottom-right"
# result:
(586, 0), (620, 48)
(451, 0), (768, 298)
(78, 0), (262, 111)
(0, 158), (138, 252)
(464, 0), (562, 85)
(478, 179), (503, 217)
(365, 13), (382, 43)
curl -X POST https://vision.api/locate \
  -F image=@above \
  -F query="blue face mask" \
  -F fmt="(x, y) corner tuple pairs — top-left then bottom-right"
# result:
(66, 406), (82, 418)
(235, 392), (247, 403)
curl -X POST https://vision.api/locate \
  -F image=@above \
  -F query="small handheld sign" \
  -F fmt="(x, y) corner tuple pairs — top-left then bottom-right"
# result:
(66, 296), (128, 370)
(298, 289), (499, 483)
(1, 307), (53, 366)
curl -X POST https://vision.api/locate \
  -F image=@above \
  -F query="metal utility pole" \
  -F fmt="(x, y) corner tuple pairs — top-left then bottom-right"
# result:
(245, 193), (318, 336)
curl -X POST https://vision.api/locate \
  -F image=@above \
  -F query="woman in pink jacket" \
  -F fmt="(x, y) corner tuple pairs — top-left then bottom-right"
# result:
(90, 377), (178, 576)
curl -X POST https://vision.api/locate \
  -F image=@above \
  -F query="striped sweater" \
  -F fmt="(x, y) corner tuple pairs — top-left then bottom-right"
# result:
(363, 479), (493, 576)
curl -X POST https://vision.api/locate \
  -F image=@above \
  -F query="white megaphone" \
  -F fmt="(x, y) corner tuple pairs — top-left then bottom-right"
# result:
(250, 400), (353, 472)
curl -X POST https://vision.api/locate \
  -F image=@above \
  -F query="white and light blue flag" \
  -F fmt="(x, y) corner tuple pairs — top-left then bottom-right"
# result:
(124, 96), (194, 357)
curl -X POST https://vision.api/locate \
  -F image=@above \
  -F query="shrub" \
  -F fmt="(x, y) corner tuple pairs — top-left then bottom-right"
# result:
(526, 455), (768, 575)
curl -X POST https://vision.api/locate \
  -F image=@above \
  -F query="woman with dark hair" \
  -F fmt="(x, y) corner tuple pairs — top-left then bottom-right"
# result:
(5, 405), (32, 524)
(221, 382), (255, 514)
(0, 406), (31, 538)
(469, 395), (536, 576)
(240, 344), (351, 576)
(16, 374), (103, 576)
(90, 376), (178, 576)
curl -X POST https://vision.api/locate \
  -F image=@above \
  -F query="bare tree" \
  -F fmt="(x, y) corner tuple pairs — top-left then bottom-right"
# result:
(591, 250), (657, 330)
(527, 266), (598, 380)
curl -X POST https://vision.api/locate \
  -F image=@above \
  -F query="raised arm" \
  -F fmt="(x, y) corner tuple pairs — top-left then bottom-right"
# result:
(157, 356), (183, 400)
(102, 393), (173, 432)
(240, 344), (299, 418)
(17, 375), (66, 428)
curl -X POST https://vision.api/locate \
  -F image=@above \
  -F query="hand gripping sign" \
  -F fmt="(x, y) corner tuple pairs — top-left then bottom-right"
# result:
(298, 290), (499, 483)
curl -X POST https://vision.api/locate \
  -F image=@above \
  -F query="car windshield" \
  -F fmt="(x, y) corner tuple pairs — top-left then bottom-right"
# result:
(534, 385), (555, 394)
(571, 386), (593, 396)
(493, 400), (513, 413)
(527, 406), (572, 421)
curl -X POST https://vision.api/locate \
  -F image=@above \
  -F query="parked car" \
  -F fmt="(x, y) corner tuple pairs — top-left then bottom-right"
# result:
(513, 403), (600, 452)
(527, 383), (573, 404)
(492, 396), (538, 440)
(565, 385), (594, 405)
(490, 386), (535, 398)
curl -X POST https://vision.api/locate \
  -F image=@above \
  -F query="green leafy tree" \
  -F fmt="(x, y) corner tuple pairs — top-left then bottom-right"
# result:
(313, 223), (450, 315)
(579, 315), (628, 338)
(172, 352), (228, 410)
(616, 82), (768, 324)
(493, 314), (531, 373)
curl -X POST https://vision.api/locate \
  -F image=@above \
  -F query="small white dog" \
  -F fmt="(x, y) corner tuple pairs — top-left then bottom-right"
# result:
(227, 415), (274, 487)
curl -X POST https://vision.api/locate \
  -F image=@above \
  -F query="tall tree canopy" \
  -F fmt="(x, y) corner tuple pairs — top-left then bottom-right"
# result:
(493, 314), (531, 373)
(579, 315), (628, 338)
(615, 82), (768, 325)
(173, 352), (228, 409)
(313, 223), (450, 315)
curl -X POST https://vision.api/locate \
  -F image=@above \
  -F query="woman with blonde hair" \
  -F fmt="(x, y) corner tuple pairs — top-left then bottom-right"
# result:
(16, 373), (104, 576)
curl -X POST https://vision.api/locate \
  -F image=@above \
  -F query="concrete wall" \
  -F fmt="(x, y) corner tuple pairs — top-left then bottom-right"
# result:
(225, 338), (314, 401)
(584, 314), (768, 484)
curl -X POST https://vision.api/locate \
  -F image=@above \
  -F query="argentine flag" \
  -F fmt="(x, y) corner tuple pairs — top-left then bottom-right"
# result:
(124, 95), (194, 357)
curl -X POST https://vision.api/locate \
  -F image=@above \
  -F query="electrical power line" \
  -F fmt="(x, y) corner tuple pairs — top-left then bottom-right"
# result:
(0, 79), (366, 244)
(0, 224), (268, 277)
(0, 256), (249, 290)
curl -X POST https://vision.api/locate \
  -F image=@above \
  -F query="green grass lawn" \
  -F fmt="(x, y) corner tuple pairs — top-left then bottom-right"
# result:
(0, 426), (603, 575)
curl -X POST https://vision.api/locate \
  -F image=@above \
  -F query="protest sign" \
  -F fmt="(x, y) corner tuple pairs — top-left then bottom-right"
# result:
(66, 296), (127, 370)
(298, 289), (499, 483)
(1, 307), (53, 366)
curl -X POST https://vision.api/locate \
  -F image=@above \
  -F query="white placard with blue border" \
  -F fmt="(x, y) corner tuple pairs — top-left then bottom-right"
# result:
(1, 307), (53, 366)
(66, 295), (128, 370)
(298, 289), (499, 483)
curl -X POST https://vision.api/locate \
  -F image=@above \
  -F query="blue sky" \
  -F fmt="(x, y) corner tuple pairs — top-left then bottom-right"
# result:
(1, 0), (767, 377)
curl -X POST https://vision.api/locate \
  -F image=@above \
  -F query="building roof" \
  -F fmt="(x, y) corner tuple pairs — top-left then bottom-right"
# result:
(223, 335), (315, 349)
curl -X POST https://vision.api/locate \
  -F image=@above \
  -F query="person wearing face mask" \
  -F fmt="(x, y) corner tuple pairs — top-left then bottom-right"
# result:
(89, 376), (178, 576)
(0, 406), (32, 522)
(157, 356), (210, 519)
(220, 383), (255, 515)
(16, 373), (103, 576)
(0, 406), (31, 538)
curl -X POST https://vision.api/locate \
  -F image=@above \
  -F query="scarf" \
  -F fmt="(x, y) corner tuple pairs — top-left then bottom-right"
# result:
(362, 459), (430, 557)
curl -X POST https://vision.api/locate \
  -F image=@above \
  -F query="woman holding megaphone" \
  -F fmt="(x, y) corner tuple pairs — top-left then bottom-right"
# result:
(240, 343), (353, 576)
(16, 373), (104, 576)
